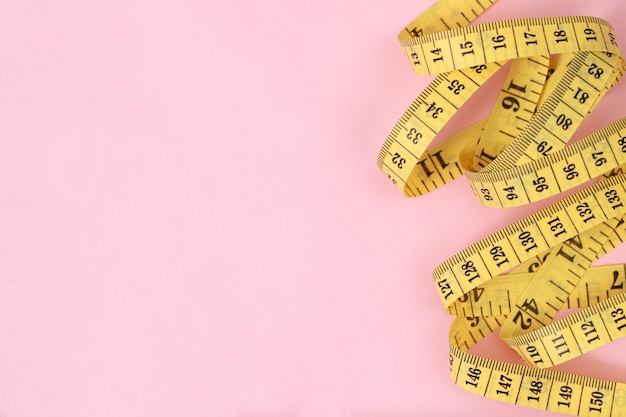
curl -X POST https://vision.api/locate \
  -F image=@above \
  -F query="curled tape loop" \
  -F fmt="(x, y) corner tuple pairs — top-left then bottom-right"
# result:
(377, 0), (626, 415)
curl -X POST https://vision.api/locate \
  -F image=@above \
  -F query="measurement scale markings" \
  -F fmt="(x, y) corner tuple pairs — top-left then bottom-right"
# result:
(559, 96), (586, 118)
(385, 5), (626, 414)
(433, 87), (460, 110)
(590, 51), (616, 68)
(598, 311), (613, 342)
(597, 21), (611, 53)
(527, 56), (550, 68)
(538, 337), (555, 367)
(545, 301), (559, 312)
(513, 303), (545, 323)
(504, 89), (538, 106)
(605, 138), (620, 165)
(458, 69), (482, 86)
(575, 69), (603, 92)
(570, 327), (584, 355)
(549, 279), (571, 295)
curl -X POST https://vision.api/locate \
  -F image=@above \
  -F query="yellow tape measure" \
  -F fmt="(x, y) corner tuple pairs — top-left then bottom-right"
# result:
(377, 0), (626, 415)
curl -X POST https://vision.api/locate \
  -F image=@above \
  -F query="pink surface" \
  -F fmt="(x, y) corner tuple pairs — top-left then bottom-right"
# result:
(2, 0), (626, 416)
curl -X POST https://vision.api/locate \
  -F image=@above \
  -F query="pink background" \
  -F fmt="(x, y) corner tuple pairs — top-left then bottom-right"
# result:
(1, 0), (626, 416)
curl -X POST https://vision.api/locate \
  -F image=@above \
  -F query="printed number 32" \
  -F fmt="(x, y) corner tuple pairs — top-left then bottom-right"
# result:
(392, 152), (406, 169)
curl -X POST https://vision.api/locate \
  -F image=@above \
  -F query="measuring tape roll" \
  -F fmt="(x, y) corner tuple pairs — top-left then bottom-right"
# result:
(378, 0), (626, 415)
(377, 2), (625, 205)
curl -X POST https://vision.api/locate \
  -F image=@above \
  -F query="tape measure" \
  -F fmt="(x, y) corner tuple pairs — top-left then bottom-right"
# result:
(377, 0), (626, 415)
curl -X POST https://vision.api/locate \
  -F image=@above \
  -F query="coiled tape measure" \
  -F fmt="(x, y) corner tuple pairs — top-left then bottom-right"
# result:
(377, 0), (626, 415)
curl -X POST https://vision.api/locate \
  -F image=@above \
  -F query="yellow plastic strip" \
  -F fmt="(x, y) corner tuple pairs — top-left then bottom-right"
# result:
(377, 0), (626, 415)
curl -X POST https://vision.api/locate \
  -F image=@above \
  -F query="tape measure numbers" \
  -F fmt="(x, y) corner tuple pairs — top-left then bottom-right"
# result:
(377, 0), (626, 416)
